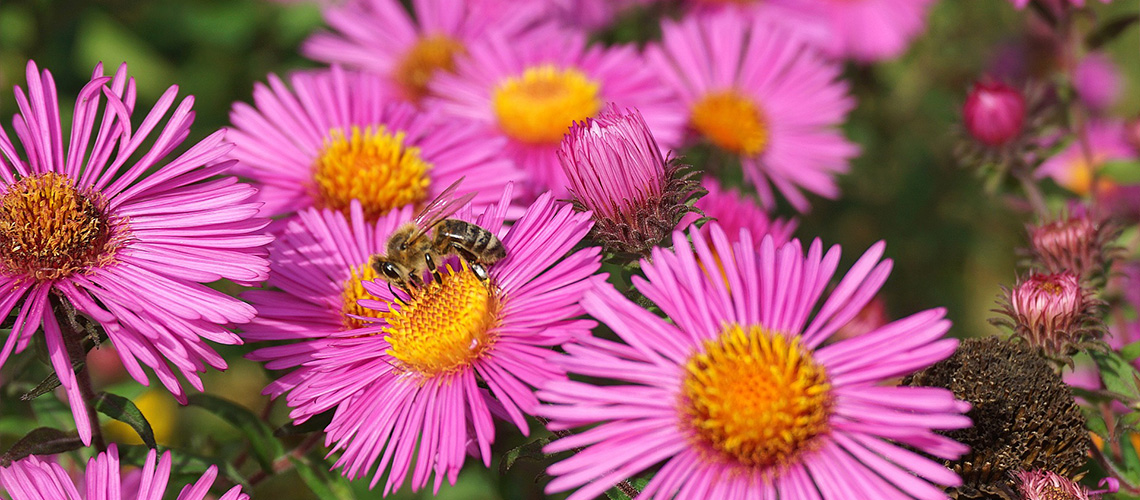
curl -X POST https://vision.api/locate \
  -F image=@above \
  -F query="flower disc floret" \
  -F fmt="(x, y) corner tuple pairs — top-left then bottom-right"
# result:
(383, 262), (499, 377)
(493, 65), (603, 144)
(313, 126), (431, 220)
(683, 324), (832, 469)
(690, 91), (769, 156)
(394, 34), (466, 102)
(0, 173), (124, 281)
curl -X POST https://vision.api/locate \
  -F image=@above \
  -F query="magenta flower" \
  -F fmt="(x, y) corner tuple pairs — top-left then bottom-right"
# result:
(817, 0), (937, 62)
(649, 12), (858, 211)
(227, 66), (521, 225)
(963, 80), (1027, 147)
(539, 224), (969, 499)
(679, 0), (831, 48)
(1036, 120), (1137, 196)
(695, 178), (797, 248)
(430, 24), (685, 197)
(0, 61), (270, 445)
(997, 271), (1102, 359)
(245, 191), (604, 494)
(302, 0), (542, 103)
(0, 445), (246, 500)
(1074, 52), (1122, 112)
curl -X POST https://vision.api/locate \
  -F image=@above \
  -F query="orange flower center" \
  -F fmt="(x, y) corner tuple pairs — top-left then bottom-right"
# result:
(0, 172), (124, 281)
(681, 324), (833, 470)
(492, 65), (603, 144)
(383, 261), (499, 377)
(690, 91), (769, 157)
(394, 34), (466, 103)
(312, 126), (431, 221)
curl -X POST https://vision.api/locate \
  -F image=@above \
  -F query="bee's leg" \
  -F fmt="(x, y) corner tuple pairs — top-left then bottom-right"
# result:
(452, 245), (490, 283)
(470, 263), (489, 282)
(387, 282), (408, 307)
(424, 253), (443, 283)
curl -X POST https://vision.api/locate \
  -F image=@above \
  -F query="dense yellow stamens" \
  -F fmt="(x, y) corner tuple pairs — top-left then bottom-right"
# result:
(312, 126), (431, 221)
(690, 91), (769, 157)
(341, 263), (382, 330)
(0, 172), (123, 281)
(681, 324), (833, 470)
(492, 65), (602, 144)
(394, 34), (465, 103)
(383, 262), (499, 378)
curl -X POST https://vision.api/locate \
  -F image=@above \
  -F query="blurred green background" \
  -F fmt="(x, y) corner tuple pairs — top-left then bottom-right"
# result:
(0, 0), (1138, 498)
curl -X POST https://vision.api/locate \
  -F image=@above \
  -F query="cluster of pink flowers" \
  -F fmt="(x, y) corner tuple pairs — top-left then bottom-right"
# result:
(12, 0), (1093, 499)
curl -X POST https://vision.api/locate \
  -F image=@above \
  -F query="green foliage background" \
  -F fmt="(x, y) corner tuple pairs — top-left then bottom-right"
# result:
(0, 0), (1138, 498)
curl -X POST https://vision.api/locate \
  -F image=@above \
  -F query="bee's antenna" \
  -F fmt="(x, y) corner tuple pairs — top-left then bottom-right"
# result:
(387, 282), (408, 307)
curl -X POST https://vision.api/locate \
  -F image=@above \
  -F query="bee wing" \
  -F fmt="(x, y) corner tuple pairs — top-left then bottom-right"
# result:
(406, 177), (477, 244)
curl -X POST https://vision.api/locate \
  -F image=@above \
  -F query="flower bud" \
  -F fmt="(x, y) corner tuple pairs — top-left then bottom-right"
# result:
(1028, 210), (1112, 278)
(559, 105), (701, 259)
(1016, 469), (1101, 500)
(963, 80), (1026, 147)
(996, 271), (1102, 360)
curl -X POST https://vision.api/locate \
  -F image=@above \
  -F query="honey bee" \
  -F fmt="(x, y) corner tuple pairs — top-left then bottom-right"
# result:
(370, 178), (506, 294)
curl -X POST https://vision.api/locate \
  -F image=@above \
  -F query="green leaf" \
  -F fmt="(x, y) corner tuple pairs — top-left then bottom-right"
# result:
(188, 394), (283, 473)
(0, 427), (84, 466)
(499, 435), (554, 475)
(116, 444), (248, 489)
(1091, 350), (1140, 406)
(1079, 404), (1110, 439)
(1124, 341), (1140, 363)
(1101, 160), (1140, 185)
(94, 392), (157, 448)
(1087, 14), (1140, 49)
(290, 455), (355, 500)
(274, 410), (333, 437)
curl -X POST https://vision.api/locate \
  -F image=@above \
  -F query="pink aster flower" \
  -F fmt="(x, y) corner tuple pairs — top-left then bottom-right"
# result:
(227, 66), (521, 225)
(680, 0), (830, 48)
(430, 24), (685, 197)
(816, 0), (937, 62)
(650, 12), (858, 212)
(538, 224), (969, 499)
(245, 190), (604, 494)
(0, 61), (270, 445)
(1073, 52), (1122, 113)
(0, 444), (246, 500)
(302, 0), (542, 103)
(537, 0), (658, 30)
(1036, 120), (1137, 196)
(695, 178), (797, 247)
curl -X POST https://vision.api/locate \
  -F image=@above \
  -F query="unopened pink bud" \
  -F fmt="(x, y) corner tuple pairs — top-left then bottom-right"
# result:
(963, 80), (1026, 147)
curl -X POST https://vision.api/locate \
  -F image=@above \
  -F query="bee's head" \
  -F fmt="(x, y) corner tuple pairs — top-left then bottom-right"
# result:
(371, 256), (406, 284)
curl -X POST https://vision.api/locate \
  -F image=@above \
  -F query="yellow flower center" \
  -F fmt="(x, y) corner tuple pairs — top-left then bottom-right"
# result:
(492, 65), (603, 145)
(1061, 157), (1115, 196)
(0, 172), (124, 281)
(312, 126), (431, 221)
(690, 91), (769, 157)
(681, 324), (833, 470)
(394, 34), (466, 103)
(341, 263), (382, 330)
(383, 261), (499, 378)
